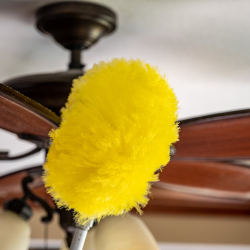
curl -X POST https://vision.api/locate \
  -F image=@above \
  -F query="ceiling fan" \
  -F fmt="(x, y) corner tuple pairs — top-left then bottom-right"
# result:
(1, 1), (250, 249)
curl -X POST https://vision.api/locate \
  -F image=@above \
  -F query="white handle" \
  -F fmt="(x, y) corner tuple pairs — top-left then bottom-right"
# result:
(69, 220), (94, 250)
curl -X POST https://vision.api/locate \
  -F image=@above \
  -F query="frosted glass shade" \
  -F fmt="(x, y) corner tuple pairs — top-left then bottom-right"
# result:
(0, 210), (30, 250)
(95, 214), (159, 250)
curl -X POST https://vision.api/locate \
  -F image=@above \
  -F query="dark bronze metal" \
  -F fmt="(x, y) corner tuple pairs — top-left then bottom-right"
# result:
(58, 208), (76, 247)
(36, 1), (116, 70)
(5, 1), (117, 113)
(4, 198), (33, 221)
(18, 134), (51, 148)
(36, 1), (116, 51)
(22, 175), (54, 223)
(0, 133), (51, 160)
(0, 147), (41, 161)
(4, 70), (83, 115)
(69, 50), (84, 70)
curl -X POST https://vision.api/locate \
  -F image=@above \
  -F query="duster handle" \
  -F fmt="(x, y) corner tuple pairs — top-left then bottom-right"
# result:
(70, 220), (94, 250)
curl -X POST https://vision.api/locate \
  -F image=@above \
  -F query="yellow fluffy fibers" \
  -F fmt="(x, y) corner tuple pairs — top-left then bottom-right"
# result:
(43, 58), (179, 225)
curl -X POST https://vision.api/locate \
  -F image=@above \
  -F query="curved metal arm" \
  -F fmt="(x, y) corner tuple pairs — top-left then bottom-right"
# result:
(0, 147), (41, 160)
(22, 175), (54, 223)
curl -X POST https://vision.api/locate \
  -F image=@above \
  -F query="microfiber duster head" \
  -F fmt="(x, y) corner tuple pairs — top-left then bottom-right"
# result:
(43, 58), (179, 225)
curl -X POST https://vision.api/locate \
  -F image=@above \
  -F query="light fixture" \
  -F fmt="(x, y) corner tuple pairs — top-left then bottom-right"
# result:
(0, 199), (32, 250)
(95, 214), (159, 250)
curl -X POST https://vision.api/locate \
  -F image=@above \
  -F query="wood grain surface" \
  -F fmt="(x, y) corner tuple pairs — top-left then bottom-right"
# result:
(173, 110), (250, 160)
(0, 83), (60, 137)
(1, 99), (250, 215)
(1, 166), (250, 215)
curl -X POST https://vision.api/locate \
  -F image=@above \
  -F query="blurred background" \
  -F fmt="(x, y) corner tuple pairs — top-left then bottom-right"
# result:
(1, 0), (250, 249)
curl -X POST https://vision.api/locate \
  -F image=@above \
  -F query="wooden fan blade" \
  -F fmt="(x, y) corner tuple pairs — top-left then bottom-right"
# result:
(159, 161), (250, 193)
(143, 160), (250, 214)
(145, 187), (250, 215)
(0, 83), (60, 138)
(173, 109), (250, 160)
(1, 166), (250, 216)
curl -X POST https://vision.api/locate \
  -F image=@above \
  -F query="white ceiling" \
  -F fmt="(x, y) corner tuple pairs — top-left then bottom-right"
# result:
(1, 0), (250, 175)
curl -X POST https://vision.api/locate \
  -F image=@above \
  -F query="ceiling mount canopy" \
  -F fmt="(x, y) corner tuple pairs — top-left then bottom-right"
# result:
(36, 1), (116, 51)
(36, 1), (116, 69)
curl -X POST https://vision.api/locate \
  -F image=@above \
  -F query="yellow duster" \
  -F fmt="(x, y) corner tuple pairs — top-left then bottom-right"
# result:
(43, 58), (179, 225)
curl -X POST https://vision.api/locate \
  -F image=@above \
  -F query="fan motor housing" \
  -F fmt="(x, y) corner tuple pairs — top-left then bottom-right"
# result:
(4, 1), (117, 115)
